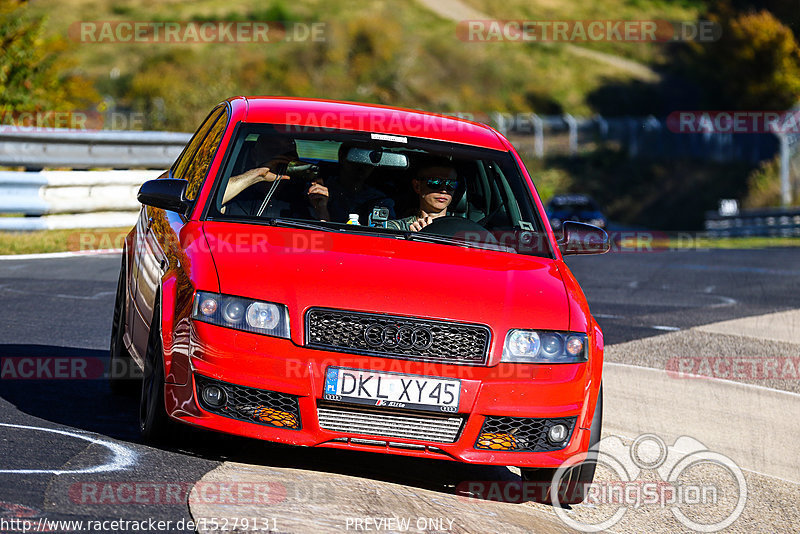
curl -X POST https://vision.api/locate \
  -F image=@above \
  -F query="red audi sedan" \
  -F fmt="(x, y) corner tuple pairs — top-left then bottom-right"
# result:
(110, 97), (608, 503)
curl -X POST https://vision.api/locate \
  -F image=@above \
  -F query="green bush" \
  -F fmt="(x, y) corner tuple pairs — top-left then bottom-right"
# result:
(0, 0), (97, 112)
(684, 6), (800, 110)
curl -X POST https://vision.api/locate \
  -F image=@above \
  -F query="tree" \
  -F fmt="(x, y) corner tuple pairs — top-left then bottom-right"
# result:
(0, 0), (96, 112)
(686, 6), (800, 110)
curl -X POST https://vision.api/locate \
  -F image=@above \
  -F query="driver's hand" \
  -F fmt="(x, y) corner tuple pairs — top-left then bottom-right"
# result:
(409, 216), (433, 232)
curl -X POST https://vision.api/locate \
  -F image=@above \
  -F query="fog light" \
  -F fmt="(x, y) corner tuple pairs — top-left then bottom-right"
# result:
(548, 423), (569, 444)
(201, 385), (226, 407)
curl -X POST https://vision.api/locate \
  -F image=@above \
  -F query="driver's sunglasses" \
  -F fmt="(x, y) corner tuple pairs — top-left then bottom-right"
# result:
(421, 177), (459, 192)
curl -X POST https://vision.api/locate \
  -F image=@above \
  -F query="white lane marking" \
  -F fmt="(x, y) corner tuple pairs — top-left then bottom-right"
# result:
(0, 287), (115, 301)
(0, 249), (122, 261)
(651, 325), (681, 331)
(0, 423), (137, 474)
(605, 361), (800, 399)
(595, 313), (623, 319)
(709, 295), (738, 308)
(704, 285), (716, 293)
(627, 281), (639, 289)
(53, 291), (116, 301)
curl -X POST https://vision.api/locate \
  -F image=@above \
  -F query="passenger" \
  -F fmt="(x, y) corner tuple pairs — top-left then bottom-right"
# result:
(307, 144), (394, 223)
(220, 135), (298, 215)
(388, 164), (459, 232)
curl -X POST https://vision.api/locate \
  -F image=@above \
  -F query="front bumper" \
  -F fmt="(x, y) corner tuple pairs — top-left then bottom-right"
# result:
(165, 321), (599, 467)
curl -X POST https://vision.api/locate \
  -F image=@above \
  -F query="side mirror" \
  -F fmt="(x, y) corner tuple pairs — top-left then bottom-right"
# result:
(557, 221), (610, 255)
(137, 179), (191, 216)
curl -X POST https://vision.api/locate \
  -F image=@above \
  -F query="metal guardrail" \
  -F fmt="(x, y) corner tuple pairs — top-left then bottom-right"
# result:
(0, 125), (795, 232)
(0, 128), (190, 169)
(705, 207), (800, 237)
(0, 170), (165, 231)
(0, 128), (187, 230)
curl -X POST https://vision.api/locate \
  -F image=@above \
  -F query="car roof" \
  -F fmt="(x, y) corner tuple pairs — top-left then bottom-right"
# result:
(229, 96), (508, 151)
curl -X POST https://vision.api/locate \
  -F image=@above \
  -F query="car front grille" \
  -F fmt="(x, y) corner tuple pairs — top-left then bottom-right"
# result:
(475, 416), (577, 452)
(305, 308), (491, 365)
(317, 402), (464, 443)
(195, 375), (302, 430)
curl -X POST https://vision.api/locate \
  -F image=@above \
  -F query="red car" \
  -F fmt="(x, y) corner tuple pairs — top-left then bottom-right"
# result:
(110, 97), (609, 503)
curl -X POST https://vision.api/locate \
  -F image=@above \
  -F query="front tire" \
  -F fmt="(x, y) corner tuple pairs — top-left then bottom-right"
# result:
(139, 304), (176, 444)
(521, 385), (603, 505)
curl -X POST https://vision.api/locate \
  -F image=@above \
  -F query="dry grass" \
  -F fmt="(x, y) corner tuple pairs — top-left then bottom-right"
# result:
(0, 227), (130, 255)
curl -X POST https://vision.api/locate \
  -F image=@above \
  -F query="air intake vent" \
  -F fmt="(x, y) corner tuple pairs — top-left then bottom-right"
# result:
(317, 403), (464, 443)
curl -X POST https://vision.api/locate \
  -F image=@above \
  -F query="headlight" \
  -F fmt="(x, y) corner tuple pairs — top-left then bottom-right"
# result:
(192, 291), (290, 338)
(502, 330), (587, 363)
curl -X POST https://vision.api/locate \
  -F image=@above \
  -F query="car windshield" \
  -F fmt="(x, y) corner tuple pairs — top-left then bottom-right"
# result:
(206, 124), (553, 257)
(549, 196), (600, 212)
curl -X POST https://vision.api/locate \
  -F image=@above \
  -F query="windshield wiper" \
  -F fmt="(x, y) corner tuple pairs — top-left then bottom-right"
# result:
(404, 232), (516, 253)
(268, 218), (397, 238)
(268, 218), (339, 233)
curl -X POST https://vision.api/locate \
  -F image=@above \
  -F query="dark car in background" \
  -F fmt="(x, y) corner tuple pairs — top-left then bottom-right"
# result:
(546, 194), (607, 231)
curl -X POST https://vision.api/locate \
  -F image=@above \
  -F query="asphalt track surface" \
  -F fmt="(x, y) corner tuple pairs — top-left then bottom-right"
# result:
(0, 248), (798, 533)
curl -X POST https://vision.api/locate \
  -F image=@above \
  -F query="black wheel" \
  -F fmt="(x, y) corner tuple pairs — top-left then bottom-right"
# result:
(139, 304), (176, 444)
(109, 262), (139, 396)
(521, 385), (603, 506)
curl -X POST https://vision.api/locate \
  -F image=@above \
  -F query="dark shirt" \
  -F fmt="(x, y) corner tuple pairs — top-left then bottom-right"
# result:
(322, 176), (395, 223)
(222, 181), (311, 219)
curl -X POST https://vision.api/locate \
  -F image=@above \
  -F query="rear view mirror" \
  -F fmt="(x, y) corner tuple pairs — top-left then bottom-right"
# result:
(137, 179), (191, 216)
(346, 148), (409, 168)
(557, 221), (610, 255)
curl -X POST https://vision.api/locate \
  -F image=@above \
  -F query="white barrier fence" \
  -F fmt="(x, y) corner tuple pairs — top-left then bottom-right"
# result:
(0, 170), (163, 231)
(0, 128), (188, 230)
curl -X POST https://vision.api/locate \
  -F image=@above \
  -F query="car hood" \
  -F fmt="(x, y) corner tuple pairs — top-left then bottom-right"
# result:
(201, 222), (570, 337)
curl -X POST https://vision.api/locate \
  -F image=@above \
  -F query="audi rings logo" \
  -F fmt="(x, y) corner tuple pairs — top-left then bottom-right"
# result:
(364, 324), (433, 350)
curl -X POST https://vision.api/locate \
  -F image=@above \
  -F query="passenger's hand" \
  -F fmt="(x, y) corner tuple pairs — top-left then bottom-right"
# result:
(307, 180), (329, 210)
(409, 216), (433, 232)
(252, 166), (290, 183)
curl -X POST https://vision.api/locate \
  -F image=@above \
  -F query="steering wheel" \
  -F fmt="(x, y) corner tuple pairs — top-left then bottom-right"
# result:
(418, 215), (491, 237)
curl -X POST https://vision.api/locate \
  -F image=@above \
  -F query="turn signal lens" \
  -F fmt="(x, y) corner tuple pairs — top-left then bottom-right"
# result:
(199, 298), (218, 317)
(566, 336), (585, 356)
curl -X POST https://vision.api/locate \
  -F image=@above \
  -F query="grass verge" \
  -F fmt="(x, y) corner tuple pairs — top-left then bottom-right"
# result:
(0, 227), (796, 256)
(0, 228), (130, 256)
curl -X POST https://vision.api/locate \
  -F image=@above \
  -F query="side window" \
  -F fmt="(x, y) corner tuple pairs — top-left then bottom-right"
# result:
(172, 106), (226, 184)
(183, 110), (228, 201)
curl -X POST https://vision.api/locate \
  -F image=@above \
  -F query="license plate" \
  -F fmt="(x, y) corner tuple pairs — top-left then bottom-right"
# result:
(323, 367), (460, 413)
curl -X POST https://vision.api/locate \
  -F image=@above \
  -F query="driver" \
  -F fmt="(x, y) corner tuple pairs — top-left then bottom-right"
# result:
(220, 135), (299, 215)
(388, 164), (458, 232)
